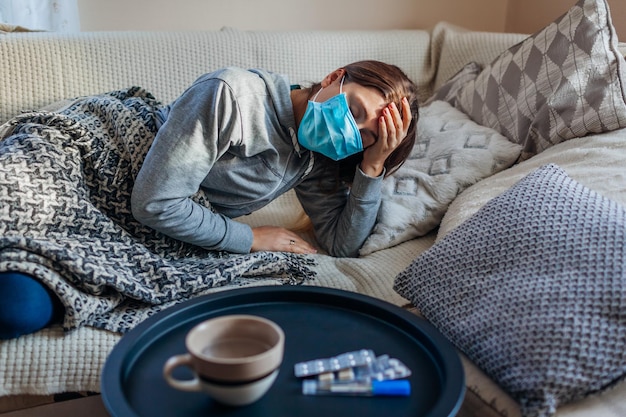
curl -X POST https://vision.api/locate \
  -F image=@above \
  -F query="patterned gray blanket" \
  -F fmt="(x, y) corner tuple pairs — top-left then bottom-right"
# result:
(0, 87), (315, 333)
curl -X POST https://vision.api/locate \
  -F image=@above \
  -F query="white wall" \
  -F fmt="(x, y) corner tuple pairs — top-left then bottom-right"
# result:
(77, 0), (625, 40)
(77, 0), (508, 32)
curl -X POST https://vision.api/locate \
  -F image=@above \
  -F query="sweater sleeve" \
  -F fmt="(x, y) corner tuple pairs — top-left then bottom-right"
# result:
(294, 163), (383, 258)
(131, 76), (254, 253)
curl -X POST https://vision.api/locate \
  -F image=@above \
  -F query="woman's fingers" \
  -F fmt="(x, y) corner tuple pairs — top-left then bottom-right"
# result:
(283, 234), (317, 254)
(401, 97), (413, 127)
(285, 237), (316, 254)
(251, 226), (317, 254)
(383, 106), (397, 141)
(388, 97), (412, 141)
(379, 100), (408, 151)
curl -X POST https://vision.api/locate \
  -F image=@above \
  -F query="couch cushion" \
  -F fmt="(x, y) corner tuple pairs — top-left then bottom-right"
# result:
(359, 100), (521, 255)
(450, 0), (626, 160)
(437, 127), (626, 241)
(394, 163), (626, 417)
(434, 127), (626, 417)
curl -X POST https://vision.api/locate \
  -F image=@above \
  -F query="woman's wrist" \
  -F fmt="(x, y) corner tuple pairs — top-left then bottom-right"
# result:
(359, 161), (385, 178)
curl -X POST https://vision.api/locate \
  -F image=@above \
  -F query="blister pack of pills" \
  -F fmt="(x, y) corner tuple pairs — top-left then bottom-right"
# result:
(294, 349), (376, 378)
(294, 349), (411, 382)
(354, 354), (412, 381)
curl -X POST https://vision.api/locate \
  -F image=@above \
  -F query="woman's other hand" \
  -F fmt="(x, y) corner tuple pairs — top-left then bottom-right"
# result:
(251, 226), (318, 254)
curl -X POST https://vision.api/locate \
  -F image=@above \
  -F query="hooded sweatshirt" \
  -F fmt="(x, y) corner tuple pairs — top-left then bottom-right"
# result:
(131, 67), (382, 256)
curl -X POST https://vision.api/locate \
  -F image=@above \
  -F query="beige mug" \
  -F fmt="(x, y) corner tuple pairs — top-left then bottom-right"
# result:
(163, 314), (285, 406)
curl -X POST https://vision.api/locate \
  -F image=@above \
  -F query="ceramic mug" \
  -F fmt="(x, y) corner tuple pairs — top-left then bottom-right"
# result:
(163, 314), (285, 406)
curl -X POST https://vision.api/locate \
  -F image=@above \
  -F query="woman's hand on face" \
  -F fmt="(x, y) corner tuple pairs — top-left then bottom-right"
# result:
(251, 226), (318, 254)
(360, 97), (412, 177)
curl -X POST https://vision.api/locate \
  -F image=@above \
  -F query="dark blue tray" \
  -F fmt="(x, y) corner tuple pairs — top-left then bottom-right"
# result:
(101, 286), (465, 416)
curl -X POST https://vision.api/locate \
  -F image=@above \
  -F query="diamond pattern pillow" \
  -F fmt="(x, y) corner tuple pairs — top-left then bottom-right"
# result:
(452, 0), (626, 161)
(359, 100), (521, 255)
(394, 164), (626, 417)
(424, 61), (482, 106)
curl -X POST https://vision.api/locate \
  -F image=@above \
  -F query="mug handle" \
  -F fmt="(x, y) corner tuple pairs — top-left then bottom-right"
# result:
(163, 354), (202, 392)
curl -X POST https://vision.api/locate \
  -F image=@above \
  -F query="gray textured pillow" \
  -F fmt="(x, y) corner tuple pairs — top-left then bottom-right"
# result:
(393, 164), (626, 417)
(359, 100), (521, 255)
(452, 0), (626, 161)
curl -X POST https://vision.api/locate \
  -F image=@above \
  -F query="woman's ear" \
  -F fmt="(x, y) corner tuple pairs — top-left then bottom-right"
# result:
(320, 68), (346, 88)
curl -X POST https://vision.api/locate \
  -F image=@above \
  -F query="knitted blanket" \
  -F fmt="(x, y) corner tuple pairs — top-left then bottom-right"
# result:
(0, 87), (315, 333)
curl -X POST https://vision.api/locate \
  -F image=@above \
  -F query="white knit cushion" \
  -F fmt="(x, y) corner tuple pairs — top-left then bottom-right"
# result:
(360, 100), (521, 255)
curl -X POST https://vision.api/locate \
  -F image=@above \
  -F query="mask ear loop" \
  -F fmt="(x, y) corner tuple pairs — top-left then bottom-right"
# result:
(312, 75), (346, 102)
(312, 86), (323, 102)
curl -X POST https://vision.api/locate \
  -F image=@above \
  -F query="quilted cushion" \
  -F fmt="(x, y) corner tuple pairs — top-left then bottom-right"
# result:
(451, 0), (626, 160)
(359, 100), (521, 255)
(394, 164), (626, 417)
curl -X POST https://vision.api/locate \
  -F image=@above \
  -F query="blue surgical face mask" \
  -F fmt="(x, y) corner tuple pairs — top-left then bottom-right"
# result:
(297, 77), (363, 161)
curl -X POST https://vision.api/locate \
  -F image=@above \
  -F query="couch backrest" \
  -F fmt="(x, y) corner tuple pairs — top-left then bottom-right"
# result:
(0, 28), (434, 123)
(430, 22), (626, 90)
(429, 23), (528, 88)
(9, 24), (613, 125)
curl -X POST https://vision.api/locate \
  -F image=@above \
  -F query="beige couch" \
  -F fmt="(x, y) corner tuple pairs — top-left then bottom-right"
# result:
(1, 0), (626, 415)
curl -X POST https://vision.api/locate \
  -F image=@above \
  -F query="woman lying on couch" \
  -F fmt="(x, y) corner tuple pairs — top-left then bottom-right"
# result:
(0, 60), (418, 339)
(131, 60), (417, 256)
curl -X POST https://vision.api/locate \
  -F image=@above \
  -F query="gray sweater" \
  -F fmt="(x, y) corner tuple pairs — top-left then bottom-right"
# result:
(131, 67), (382, 257)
